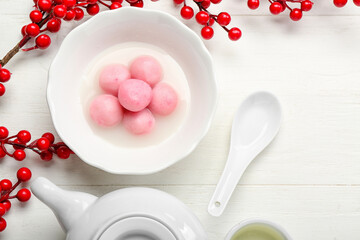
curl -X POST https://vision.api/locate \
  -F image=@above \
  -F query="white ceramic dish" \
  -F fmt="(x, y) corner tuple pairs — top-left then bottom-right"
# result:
(47, 8), (217, 174)
(225, 219), (292, 240)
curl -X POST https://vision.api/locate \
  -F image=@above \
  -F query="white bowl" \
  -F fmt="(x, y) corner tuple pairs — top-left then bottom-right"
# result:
(47, 8), (217, 174)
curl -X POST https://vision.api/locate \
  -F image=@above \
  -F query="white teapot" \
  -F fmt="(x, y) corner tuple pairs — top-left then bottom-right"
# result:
(31, 177), (207, 240)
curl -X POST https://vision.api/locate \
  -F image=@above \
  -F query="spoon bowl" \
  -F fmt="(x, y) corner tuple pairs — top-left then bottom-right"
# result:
(208, 92), (282, 217)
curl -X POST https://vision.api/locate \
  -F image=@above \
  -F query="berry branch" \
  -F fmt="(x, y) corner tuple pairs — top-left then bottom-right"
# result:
(177, 0), (242, 40)
(0, 14), (51, 67)
(246, 0), (313, 21)
(0, 167), (32, 232)
(247, 0), (360, 21)
(0, 126), (74, 161)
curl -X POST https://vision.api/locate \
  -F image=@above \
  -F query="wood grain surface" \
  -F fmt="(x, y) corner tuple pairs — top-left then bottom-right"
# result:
(1, 1), (360, 239)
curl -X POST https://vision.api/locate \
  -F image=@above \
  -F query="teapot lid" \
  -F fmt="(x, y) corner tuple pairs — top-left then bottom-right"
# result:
(98, 216), (176, 240)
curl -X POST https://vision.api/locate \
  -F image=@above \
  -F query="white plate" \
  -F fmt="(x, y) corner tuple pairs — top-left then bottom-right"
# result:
(47, 8), (217, 174)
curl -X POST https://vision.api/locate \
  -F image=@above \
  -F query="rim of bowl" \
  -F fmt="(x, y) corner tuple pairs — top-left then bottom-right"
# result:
(47, 7), (218, 175)
(224, 218), (292, 240)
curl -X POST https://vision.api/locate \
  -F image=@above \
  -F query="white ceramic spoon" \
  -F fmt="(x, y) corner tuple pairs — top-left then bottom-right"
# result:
(208, 92), (282, 217)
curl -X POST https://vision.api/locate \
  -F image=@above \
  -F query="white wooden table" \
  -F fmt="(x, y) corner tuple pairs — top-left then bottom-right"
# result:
(1, 1), (360, 239)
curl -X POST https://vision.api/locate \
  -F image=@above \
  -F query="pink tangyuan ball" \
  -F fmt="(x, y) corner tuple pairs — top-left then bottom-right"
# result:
(148, 82), (178, 116)
(123, 109), (155, 135)
(99, 64), (130, 96)
(90, 94), (123, 127)
(129, 56), (163, 87)
(118, 79), (152, 112)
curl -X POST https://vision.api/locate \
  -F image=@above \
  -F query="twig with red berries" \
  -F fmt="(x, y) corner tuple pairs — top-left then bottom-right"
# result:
(177, 0), (242, 40)
(247, 0), (360, 21)
(0, 126), (74, 161)
(0, 167), (32, 232)
(246, 0), (314, 21)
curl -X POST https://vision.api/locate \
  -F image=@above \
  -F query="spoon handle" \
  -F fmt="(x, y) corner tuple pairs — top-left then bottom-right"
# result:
(208, 149), (254, 217)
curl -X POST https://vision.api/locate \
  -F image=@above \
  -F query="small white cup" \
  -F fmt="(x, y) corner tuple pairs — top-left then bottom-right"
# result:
(224, 219), (292, 240)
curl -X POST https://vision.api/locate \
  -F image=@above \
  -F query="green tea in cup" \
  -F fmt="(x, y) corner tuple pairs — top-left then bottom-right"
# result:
(230, 223), (286, 240)
(225, 220), (291, 240)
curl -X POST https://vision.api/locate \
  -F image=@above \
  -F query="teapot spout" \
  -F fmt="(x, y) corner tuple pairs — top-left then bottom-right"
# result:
(31, 177), (97, 232)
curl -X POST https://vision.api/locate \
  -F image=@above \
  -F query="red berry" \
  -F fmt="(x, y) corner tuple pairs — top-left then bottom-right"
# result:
(25, 23), (40, 38)
(53, 5), (67, 19)
(36, 34), (51, 49)
(0, 84), (4, 97)
(88, 0), (98, 3)
(13, 149), (26, 161)
(37, 0), (52, 12)
(112, 0), (123, 2)
(0, 218), (6, 232)
(180, 6), (194, 20)
(290, 8), (302, 21)
(201, 26), (214, 40)
(334, 0), (347, 7)
(195, 11), (210, 25)
(269, 2), (283, 14)
(53, 0), (63, 4)
(30, 10), (43, 23)
(173, 0), (184, 4)
(247, 0), (259, 9)
(0, 179), (12, 191)
(0, 204), (5, 217)
(57, 146), (71, 159)
(17, 167), (32, 182)
(127, 0), (137, 3)
(130, 0), (143, 7)
(87, 3), (100, 15)
(0, 147), (6, 158)
(42, 132), (55, 144)
(0, 83), (5, 97)
(0, 69), (10, 83)
(64, 9), (76, 21)
(217, 12), (231, 26)
(62, 0), (76, 8)
(21, 25), (27, 36)
(301, 0), (313, 11)
(0, 127), (9, 139)
(354, 0), (360, 6)
(201, 0), (211, 9)
(12, 139), (25, 150)
(47, 19), (61, 33)
(74, 7), (85, 20)
(210, 0), (221, 3)
(37, 137), (51, 150)
(16, 189), (31, 202)
(208, 17), (215, 26)
(40, 150), (53, 161)
(2, 201), (11, 212)
(228, 27), (241, 41)
(17, 130), (31, 143)
(110, 2), (122, 9)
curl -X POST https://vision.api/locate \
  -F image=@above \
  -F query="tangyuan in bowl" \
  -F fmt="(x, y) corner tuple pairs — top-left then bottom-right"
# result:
(47, 8), (217, 174)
